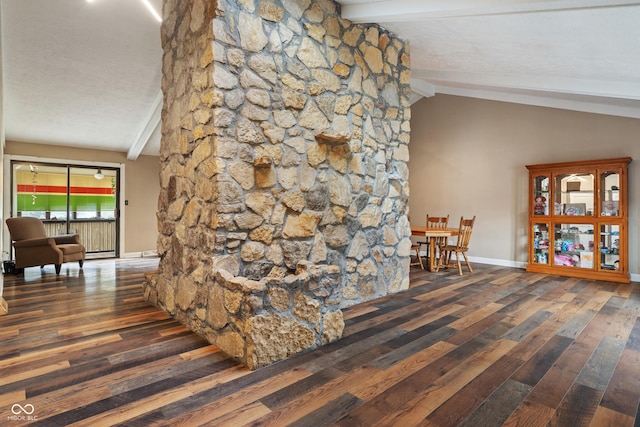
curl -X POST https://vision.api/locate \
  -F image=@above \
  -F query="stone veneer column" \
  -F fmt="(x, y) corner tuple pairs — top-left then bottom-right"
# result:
(144, 0), (412, 369)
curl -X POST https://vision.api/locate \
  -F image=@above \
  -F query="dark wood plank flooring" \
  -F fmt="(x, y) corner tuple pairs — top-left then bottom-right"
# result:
(1, 259), (639, 426)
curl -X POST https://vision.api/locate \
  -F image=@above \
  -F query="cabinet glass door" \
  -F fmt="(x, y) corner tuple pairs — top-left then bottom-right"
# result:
(600, 171), (620, 217)
(533, 175), (550, 216)
(533, 223), (550, 264)
(599, 224), (620, 271)
(554, 173), (594, 216)
(553, 223), (595, 268)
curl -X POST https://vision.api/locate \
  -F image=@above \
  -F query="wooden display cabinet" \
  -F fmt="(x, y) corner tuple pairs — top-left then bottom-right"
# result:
(526, 157), (631, 283)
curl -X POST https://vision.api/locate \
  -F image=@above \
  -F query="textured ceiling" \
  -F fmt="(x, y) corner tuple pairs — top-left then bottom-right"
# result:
(2, 0), (163, 157)
(1, 0), (639, 157)
(339, 0), (640, 117)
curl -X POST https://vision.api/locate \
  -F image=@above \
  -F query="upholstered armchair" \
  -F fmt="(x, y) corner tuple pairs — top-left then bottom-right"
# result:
(6, 217), (86, 274)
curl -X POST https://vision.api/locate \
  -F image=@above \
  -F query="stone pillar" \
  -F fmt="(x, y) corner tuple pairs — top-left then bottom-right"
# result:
(144, 0), (412, 369)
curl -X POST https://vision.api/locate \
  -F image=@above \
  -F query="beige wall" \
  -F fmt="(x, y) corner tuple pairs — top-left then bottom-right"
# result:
(4, 141), (159, 255)
(409, 94), (640, 277)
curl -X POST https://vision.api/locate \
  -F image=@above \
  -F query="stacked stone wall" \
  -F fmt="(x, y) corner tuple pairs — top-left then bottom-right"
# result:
(146, 0), (412, 369)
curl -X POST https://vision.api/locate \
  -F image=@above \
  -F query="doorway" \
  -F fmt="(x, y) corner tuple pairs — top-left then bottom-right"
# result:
(10, 160), (121, 259)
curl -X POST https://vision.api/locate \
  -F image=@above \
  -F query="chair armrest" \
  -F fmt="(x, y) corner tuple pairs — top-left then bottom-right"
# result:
(52, 234), (81, 245)
(13, 237), (57, 248)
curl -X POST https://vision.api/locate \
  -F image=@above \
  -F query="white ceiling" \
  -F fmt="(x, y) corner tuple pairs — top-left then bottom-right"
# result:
(1, 0), (639, 158)
(341, 0), (640, 117)
(1, 0), (163, 158)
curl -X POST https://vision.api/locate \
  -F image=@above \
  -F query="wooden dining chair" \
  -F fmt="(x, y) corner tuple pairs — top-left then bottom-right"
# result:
(410, 242), (424, 270)
(421, 214), (449, 262)
(408, 215), (424, 270)
(436, 216), (476, 275)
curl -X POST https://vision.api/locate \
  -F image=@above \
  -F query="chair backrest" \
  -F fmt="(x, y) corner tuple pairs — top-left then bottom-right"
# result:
(426, 215), (449, 229)
(6, 217), (48, 241)
(455, 216), (476, 250)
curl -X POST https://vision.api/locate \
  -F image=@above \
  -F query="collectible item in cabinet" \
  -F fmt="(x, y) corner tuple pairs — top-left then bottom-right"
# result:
(526, 157), (631, 283)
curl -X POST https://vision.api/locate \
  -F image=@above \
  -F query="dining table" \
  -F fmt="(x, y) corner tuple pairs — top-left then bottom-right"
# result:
(410, 225), (459, 271)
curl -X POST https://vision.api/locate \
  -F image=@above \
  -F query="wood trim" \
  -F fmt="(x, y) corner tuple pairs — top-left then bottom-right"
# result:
(525, 157), (632, 171)
(525, 263), (630, 283)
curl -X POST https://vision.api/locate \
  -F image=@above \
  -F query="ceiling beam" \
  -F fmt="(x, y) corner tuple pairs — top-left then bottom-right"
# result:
(412, 70), (640, 101)
(340, 0), (640, 22)
(409, 92), (423, 105)
(434, 84), (640, 119)
(410, 78), (436, 99)
(127, 90), (162, 160)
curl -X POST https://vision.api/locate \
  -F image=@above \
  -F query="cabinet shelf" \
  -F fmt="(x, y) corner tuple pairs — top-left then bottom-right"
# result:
(526, 157), (631, 283)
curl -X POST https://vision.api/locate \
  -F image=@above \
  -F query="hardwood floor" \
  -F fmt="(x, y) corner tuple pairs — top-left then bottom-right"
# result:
(1, 259), (639, 426)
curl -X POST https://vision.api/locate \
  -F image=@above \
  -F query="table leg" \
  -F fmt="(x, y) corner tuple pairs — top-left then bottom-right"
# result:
(429, 239), (437, 271)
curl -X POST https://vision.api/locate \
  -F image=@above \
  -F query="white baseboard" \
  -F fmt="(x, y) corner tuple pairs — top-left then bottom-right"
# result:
(460, 255), (639, 283)
(467, 256), (527, 269)
(123, 250), (158, 258)
(418, 251), (527, 269)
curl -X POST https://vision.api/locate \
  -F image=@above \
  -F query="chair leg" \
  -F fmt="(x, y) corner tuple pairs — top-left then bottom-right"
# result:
(435, 249), (446, 272)
(55, 264), (61, 275)
(79, 259), (84, 269)
(434, 238), (444, 265)
(462, 252), (473, 273)
(410, 247), (423, 270)
(456, 252), (463, 275)
(442, 251), (452, 270)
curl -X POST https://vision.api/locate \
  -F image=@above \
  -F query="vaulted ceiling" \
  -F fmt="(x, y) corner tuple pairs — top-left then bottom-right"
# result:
(341, 0), (640, 118)
(1, 0), (163, 158)
(1, 0), (639, 158)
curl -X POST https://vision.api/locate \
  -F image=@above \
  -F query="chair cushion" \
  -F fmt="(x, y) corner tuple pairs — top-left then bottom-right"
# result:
(57, 244), (84, 256)
(6, 217), (48, 241)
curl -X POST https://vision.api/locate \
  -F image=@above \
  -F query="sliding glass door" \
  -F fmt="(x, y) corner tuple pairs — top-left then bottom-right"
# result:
(11, 161), (120, 258)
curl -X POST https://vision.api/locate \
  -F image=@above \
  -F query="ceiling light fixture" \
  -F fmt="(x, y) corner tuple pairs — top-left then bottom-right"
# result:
(86, 0), (160, 23)
(141, 0), (162, 23)
(94, 169), (104, 180)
